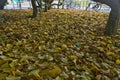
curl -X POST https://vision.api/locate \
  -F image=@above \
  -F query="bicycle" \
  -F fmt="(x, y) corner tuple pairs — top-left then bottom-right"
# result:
(86, 1), (102, 11)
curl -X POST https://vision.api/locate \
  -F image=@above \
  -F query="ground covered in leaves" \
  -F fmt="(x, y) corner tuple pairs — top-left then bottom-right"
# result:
(0, 9), (120, 80)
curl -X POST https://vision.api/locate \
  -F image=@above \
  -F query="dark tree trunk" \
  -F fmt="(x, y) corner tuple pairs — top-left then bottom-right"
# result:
(57, 0), (61, 9)
(62, 0), (65, 9)
(104, 6), (120, 35)
(31, 0), (38, 18)
(93, 0), (120, 35)
(44, 3), (48, 12)
(0, 6), (4, 10)
(43, 0), (54, 12)
(31, 0), (54, 17)
(0, 0), (7, 10)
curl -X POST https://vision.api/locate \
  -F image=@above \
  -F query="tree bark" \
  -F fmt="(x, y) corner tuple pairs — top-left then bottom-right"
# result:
(31, 0), (38, 18)
(93, 0), (120, 35)
(43, 0), (54, 12)
(62, 0), (65, 9)
(104, 6), (120, 35)
(0, 0), (7, 10)
(57, 0), (60, 9)
(44, 3), (48, 12)
(31, 0), (54, 17)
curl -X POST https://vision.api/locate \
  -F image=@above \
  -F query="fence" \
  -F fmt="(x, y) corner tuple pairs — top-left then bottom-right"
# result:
(4, 0), (111, 12)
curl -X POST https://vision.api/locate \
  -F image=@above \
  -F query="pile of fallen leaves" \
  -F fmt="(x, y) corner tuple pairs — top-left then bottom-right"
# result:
(0, 9), (120, 80)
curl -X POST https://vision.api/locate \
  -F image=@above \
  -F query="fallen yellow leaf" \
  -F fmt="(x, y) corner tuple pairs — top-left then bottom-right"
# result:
(106, 51), (115, 56)
(116, 59), (120, 65)
(69, 55), (78, 59)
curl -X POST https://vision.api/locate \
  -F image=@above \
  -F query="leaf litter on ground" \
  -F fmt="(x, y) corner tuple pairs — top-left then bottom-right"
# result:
(0, 9), (120, 80)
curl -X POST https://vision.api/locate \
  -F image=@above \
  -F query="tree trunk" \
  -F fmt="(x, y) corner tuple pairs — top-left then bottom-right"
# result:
(104, 7), (120, 35)
(104, 0), (120, 35)
(45, 3), (48, 12)
(57, 0), (60, 9)
(31, 0), (38, 18)
(93, 0), (120, 35)
(62, 0), (65, 9)
(31, 0), (54, 17)
(0, 0), (7, 10)
(43, 0), (54, 12)
(0, 6), (4, 10)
